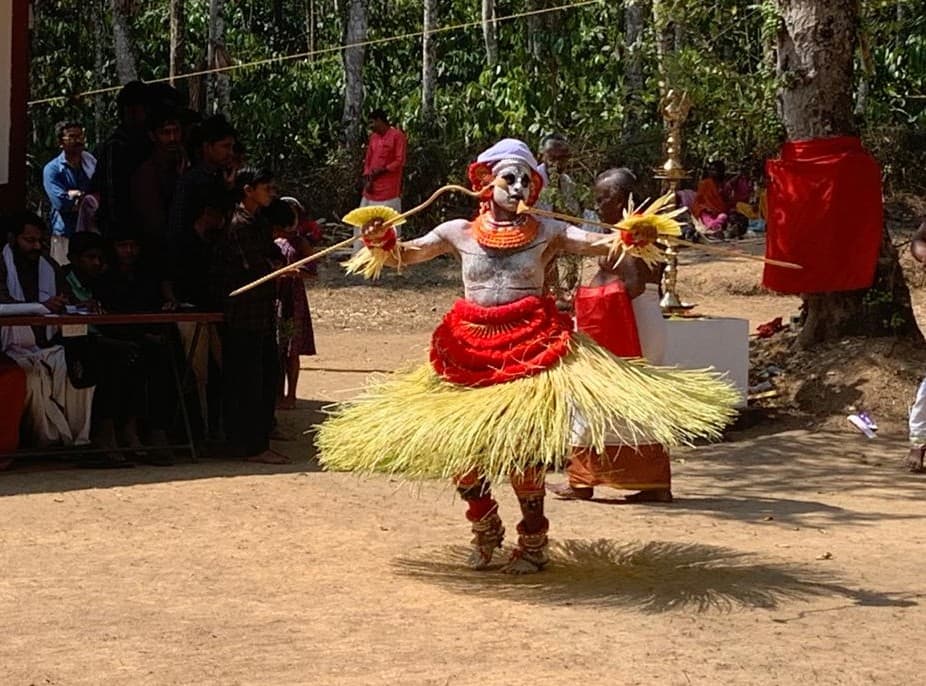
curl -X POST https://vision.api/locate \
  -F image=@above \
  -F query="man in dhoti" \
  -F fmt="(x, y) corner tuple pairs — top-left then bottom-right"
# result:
(0, 212), (94, 447)
(551, 168), (673, 502)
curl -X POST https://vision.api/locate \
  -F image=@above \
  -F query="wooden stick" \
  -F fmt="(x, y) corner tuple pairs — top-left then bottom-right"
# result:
(523, 205), (803, 270)
(230, 184), (484, 297)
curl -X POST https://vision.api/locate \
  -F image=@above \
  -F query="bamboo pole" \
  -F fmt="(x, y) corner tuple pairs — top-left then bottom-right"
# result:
(522, 204), (803, 270)
(230, 184), (483, 297)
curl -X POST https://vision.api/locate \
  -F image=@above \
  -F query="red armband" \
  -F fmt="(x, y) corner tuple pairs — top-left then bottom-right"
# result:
(363, 226), (397, 251)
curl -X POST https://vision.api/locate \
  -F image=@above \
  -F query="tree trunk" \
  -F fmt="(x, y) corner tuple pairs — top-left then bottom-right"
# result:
(208, 0), (231, 114)
(272, 0), (284, 30)
(169, 0), (185, 87)
(481, 0), (498, 67)
(110, 0), (139, 84)
(526, 0), (547, 63)
(93, 0), (107, 139)
(776, 0), (920, 346)
(624, 0), (646, 94)
(622, 0), (647, 141)
(341, 0), (367, 147)
(421, 0), (437, 122)
(306, 0), (317, 59)
(652, 0), (674, 87)
(776, 0), (856, 139)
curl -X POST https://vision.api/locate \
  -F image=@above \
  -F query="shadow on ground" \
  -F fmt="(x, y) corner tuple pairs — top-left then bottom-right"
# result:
(393, 539), (919, 614)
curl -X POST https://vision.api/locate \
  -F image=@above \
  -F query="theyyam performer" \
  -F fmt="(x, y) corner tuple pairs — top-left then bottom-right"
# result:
(316, 139), (739, 574)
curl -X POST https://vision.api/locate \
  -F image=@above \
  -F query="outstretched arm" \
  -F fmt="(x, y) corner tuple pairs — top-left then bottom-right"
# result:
(348, 218), (461, 278)
(559, 222), (612, 258)
(362, 219), (461, 267)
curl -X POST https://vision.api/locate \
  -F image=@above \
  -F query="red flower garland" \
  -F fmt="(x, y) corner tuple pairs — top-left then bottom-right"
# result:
(430, 296), (573, 387)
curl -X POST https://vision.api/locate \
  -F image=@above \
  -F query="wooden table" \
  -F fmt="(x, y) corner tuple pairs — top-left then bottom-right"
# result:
(0, 311), (224, 461)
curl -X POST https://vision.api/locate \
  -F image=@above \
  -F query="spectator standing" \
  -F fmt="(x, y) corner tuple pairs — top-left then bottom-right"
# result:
(356, 109), (406, 250)
(212, 168), (288, 464)
(0, 212), (94, 447)
(92, 81), (152, 238)
(169, 114), (236, 242)
(94, 230), (178, 465)
(130, 108), (187, 264)
(536, 134), (581, 215)
(42, 121), (96, 265)
(171, 188), (232, 439)
(536, 133), (584, 309)
(267, 197), (317, 410)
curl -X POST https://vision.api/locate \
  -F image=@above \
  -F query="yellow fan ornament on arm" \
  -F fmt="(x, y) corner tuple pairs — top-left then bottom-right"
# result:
(597, 191), (686, 269)
(341, 205), (407, 230)
(341, 205), (410, 280)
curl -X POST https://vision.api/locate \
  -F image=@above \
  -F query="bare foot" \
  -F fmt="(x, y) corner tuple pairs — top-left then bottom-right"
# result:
(277, 397), (297, 410)
(245, 449), (291, 465)
(548, 482), (594, 500)
(625, 489), (674, 503)
(904, 446), (925, 473)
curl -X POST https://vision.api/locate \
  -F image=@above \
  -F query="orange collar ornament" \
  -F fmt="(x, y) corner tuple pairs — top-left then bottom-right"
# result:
(471, 212), (540, 250)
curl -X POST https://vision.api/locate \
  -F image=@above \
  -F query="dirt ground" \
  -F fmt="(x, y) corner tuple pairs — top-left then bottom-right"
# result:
(2, 246), (926, 685)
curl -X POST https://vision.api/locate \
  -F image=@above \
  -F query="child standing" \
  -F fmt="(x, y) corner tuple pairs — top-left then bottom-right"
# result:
(265, 197), (317, 410)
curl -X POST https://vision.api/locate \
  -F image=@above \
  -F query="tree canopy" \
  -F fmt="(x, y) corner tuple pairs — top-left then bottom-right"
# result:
(26, 0), (926, 221)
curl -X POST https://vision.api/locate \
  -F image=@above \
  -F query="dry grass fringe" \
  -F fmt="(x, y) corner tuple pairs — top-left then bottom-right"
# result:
(316, 333), (740, 481)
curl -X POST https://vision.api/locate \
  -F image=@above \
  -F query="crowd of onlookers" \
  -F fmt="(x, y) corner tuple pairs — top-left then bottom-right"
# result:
(0, 81), (323, 468)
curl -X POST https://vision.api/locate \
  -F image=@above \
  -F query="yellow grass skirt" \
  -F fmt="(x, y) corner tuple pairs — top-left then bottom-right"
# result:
(315, 333), (739, 481)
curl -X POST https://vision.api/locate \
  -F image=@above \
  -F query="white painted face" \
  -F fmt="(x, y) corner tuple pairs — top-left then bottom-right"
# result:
(491, 161), (533, 212)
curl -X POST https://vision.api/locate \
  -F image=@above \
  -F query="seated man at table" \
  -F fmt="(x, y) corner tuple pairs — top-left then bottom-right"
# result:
(62, 231), (142, 467)
(61, 231), (107, 311)
(94, 231), (178, 464)
(0, 212), (94, 447)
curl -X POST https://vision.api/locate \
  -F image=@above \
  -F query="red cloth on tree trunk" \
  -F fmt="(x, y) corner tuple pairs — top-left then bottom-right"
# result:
(574, 280), (643, 358)
(763, 136), (882, 294)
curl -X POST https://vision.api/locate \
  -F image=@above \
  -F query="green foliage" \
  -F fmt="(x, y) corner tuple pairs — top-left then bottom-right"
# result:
(23, 0), (926, 223)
